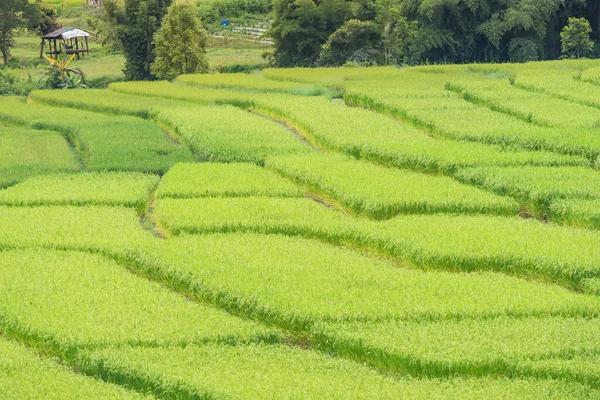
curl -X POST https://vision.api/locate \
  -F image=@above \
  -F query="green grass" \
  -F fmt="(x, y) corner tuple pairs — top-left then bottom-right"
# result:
(446, 77), (600, 129)
(154, 196), (359, 241)
(0, 126), (80, 187)
(0, 248), (275, 348)
(550, 198), (600, 230)
(81, 343), (600, 399)
(344, 83), (600, 161)
(138, 233), (600, 322)
(157, 104), (313, 164)
(266, 153), (520, 219)
(176, 72), (327, 94)
(0, 338), (149, 399)
(377, 214), (600, 291)
(455, 166), (600, 213)
(0, 205), (151, 253)
(155, 196), (600, 290)
(0, 172), (158, 212)
(157, 162), (303, 199)
(0, 96), (193, 173)
(110, 82), (586, 172)
(321, 316), (600, 382)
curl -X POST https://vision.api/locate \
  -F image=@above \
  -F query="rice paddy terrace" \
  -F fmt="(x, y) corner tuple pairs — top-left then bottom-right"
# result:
(1, 61), (600, 398)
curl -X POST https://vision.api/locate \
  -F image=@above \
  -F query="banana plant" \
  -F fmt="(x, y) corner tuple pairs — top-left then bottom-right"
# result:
(39, 51), (88, 89)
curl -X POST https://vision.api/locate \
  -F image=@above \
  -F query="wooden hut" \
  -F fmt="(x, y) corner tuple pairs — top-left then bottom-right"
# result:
(40, 27), (94, 59)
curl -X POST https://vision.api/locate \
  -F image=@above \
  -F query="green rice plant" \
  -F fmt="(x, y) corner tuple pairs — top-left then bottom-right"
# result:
(0, 338), (149, 399)
(455, 166), (600, 213)
(157, 104), (313, 164)
(109, 82), (586, 172)
(137, 233), (600, 322)
(376, 214), (600, 289)
(30, 89), (313, 164)
(110, 81), (257, 105)
(176, 73), (329, 95)
(81, 343), (600, 399)
(155, 197), (600, 289)
(447, 77), (600, 129)
(0, 205), (152, 253)
(550, 198), (600, 230)
(344, 84), (600, 160)
(0, 126), (79, 188)
(262, 66), (403, 83)
(517, 353), (600, 389)
(512, 68), (600, 110)
(581, 66), (600, 86)
(0, 248), (275, 348)
(0, 97), (193, 173)
(320, 315), (600, 381)
(29, 89), (166, 119)
(266, 153), (519, 219)
(0, 172), (159, 212)
(157, 162), (303, 199)
(153, 196), (360, 242)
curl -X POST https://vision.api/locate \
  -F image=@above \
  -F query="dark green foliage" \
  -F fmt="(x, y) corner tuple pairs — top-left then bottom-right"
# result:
(317, 19), (381, 66)
(119, 0), (172, 81)
(0, 0), (40, 64)
(198, 0), (271, 21)
(270, 0), (599, 66)
(267, 0), (353, 67)
(0, 69), (35, 95)
(508, 38), (540, 63)
(38, 4), (59, 35)
(151, 3), (209, 81)
(87, 0), (125, 52)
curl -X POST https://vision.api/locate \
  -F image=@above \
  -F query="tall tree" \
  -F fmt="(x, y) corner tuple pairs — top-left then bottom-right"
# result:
(151, 3), (209, 80)
(119, 0), (172, 81)
(0, 0), (39, 65)
(561, 17), (594, 58)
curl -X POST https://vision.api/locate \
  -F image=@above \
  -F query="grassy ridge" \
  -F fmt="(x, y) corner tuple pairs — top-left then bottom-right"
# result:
(154, 196), (600, 290)
(176, 73), (329, 94)
(266, 153), (520, 219)
(550, 198), (600, 230)
(0, 126), (80, 188)
(0, 338), (150, 399)
(0, 97), (192, 173)
(157, 104), (312, 164)
(29, 84), (587, 172)
(82, 344), (600, 399)
(0, 249), (273, 348)
(30, 89), (313, 165)
(106, 82), (584, 171)
(455, 166), (600, 214)
(139, 233), (600, 322)
(158, 162), (303, 199)
(0, 172), (159, 212)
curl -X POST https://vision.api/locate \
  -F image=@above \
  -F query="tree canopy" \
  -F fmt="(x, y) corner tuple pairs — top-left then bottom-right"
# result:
(151, 3), (209, 80)
(0, 0), (39, 65)
(119, 0), (172, 81)
(268, 0), (599, 66)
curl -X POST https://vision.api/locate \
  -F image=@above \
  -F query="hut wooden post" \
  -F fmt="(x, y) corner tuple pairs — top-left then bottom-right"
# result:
(39, 39), (45, 58)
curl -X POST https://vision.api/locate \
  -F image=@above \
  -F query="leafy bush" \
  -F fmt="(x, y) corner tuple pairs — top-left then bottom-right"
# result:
(317, 20), (381, 67)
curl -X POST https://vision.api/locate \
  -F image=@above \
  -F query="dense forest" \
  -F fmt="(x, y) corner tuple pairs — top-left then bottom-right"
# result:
(266, 0), (600, 66)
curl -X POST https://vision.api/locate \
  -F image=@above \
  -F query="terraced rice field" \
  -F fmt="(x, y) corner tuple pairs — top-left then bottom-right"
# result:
(1, 60), (600, 398)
